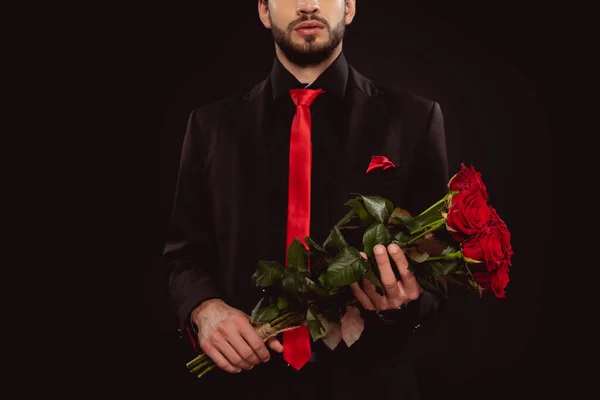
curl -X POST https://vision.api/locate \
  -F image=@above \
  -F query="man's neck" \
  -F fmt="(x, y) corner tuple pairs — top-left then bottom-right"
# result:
(275, 44), (343, 85)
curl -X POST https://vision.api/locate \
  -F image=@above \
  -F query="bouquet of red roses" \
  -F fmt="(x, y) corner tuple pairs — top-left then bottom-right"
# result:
(186, 163), (513, 377)
(438, 163), (514, 297)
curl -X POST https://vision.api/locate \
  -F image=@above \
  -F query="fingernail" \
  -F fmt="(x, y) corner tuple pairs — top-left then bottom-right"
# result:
(249, 365), (254, 370)
(263, 358), (270, 363)
(374, 245), (384, 255)
(236, 369), (242, 373)
(388, 244), (398, 254)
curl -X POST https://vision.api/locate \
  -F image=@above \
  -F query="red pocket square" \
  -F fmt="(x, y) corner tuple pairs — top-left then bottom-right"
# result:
(366, 155), (396, 174)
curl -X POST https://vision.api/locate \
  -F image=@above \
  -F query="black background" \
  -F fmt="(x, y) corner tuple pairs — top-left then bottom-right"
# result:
(12, 0), (589, 398)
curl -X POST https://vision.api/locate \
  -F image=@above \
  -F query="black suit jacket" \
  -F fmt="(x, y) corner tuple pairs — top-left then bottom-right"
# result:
(163, 65), (449, 398)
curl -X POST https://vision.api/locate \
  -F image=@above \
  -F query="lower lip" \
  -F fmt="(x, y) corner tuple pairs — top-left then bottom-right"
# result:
(296, 27), (322, 35)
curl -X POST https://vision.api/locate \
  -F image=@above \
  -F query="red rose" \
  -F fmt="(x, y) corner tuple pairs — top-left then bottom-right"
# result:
(448, 163), (488, 199)
(446, 189), (494, 238)
(462, 222), (513, 271)
(461, 220), (513, 298)
(473, 261), (510, 298)
(487, 208), (513, 256)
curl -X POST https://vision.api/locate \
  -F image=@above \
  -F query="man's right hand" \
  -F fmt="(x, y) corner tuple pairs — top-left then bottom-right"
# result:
(191, 299), (284, 373)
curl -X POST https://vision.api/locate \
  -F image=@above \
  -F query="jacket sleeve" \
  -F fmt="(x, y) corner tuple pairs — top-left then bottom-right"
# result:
(163, 109), (222, 336)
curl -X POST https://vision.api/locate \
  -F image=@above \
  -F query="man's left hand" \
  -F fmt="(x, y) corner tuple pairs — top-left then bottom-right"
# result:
(350, 243), (423, 311)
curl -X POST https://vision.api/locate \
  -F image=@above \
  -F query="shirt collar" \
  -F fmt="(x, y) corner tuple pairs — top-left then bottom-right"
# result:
(269, 51), (349, 100)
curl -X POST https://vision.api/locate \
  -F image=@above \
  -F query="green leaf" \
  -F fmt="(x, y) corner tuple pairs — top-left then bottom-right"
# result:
(393, 230), (412, 244)
(363, 268), (384, 296)
(334, 207), (358, 228)
(441, 244), (460, 255)
(428, 259), (462, 276)
(362, 222), (391, 259)
(287, 238), (308, 272)
(409, 206), (445, 234)
(384, 198), (394, 215)
(325, 247), (369, 286)
(406, 247), (429, 263)
(361, 195), (390, 224)
(282, 269), (310, 294)
(387, 207), (411, 226)
(304, 277), (329, 296)
(340, 305), (364, 347)
(321, 320), (342, 350)
(306, 308), (326, 341)
(323, 226), (350, 252)
(309, 257), (329, 281)
(396, 216), (421, 233)
(251, 260), (285, 287)
(250, 297), (265, 321)
(305, 236), (327, 256)
(276, 296), (289, 311)
(388, 216), (405, 227)
(345, 199), (374, 226)
(250, 302), (280, 323)
(318, 273), (328, 288)
(390, 239), (409, 249)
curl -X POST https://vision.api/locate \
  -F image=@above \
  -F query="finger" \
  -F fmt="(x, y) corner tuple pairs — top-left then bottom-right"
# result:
(267, 337), (284, 353)
(362, 276), (389, 310)
(350, 282), (375, 310)
(202, 341), (242, 373)
(388, 243), (421, 301)
(373, 244), (401, 301)
(387, 243), (408, 275)
(213, 335), (254, 370)
(225, 333), (262, 368)
(389, 279), (408, 309)
(239, 322), (271, 362)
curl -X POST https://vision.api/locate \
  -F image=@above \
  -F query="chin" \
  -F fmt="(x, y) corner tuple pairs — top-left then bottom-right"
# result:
(296, 35), (328, 47)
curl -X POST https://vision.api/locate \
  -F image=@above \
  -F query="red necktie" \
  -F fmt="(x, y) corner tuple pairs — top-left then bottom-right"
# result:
(282, 87), (323, 371)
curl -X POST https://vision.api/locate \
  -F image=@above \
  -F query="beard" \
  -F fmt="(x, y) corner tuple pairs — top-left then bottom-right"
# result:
(270, 14), (345, 67)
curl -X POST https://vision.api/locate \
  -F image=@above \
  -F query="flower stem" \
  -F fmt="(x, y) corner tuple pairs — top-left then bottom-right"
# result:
(407, 220), (445, 244)
(272, 314), (297, 329)
(186, 311), (301, 377)
(186, 353), (208, 370)
(269, 311), (297, 327)
(425, 250), (463, 261)
(415, 195), (447, 218)
(189, 358), (214, 374)
(409, 217), (446, 235)
(463, 263), (474, 278)
(197, 365), (216, 378)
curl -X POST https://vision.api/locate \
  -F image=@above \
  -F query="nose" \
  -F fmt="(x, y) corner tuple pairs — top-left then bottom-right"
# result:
(297, 0), (320, 15)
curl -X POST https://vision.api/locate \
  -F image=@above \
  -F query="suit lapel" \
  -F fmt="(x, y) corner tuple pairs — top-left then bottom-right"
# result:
(330, 67), (390, 221)
(239, 77), (271, 190)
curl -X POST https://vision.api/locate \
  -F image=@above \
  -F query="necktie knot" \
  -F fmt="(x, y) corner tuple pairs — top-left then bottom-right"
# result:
(289, 88), (324, 107)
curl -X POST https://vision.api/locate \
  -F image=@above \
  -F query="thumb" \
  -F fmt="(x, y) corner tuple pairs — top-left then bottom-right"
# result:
(266, 337), (284, 353)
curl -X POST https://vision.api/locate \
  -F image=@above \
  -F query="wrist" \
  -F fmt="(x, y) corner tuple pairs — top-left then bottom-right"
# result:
(190, 298), (224, 331)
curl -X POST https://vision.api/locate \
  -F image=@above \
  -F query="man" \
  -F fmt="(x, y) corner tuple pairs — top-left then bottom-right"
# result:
(163, 0), (449, 398)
